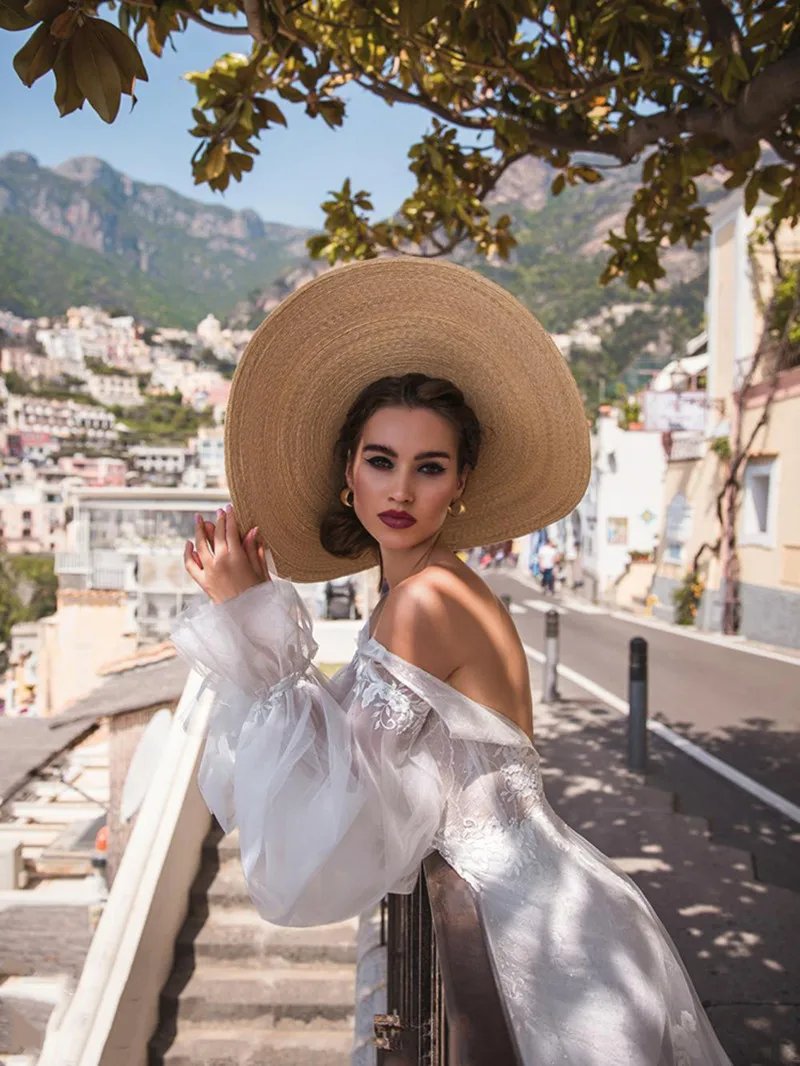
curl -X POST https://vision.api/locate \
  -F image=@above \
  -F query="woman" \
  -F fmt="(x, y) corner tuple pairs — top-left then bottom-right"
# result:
(172, 259), (732, 1065)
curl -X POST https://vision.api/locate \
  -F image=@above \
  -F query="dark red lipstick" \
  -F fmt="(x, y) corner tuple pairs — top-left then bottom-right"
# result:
(378, 510), (417, 529)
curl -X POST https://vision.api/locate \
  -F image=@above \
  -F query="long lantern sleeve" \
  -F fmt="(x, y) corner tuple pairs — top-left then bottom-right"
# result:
(170, 577), (447, 926)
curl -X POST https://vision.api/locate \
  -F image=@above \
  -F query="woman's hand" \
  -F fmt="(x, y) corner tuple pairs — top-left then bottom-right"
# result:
(184, 504), (270, 604)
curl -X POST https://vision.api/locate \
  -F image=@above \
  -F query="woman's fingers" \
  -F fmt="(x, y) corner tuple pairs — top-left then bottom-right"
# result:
(225, 504), (244, 554)
(243, 527), (261, 575)
(184, 539), (206, 587)
(194, 514), (213, 567)
(213, 508), (227, 554)
(257, 542), (269, 581)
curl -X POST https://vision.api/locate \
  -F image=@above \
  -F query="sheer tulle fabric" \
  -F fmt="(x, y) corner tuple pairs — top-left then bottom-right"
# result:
(170, 578), (732, 1066)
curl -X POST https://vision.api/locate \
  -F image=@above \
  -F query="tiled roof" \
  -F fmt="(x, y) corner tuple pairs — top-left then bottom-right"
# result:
(49, 654), (190, 730)
(0, 717), (95, 804)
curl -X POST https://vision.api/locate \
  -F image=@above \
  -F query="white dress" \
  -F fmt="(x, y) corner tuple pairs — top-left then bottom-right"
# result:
(170, 575), (733, 1066)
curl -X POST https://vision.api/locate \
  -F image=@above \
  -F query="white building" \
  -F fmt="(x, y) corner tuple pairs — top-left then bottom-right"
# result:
(36, 327), (85, 369)
(128, 445), (189, 484)
(579, 408), (666, 602)
(3, 393), (120, 444)
(196, 314), (222, 348)
(193, 425), (226, 486)
(54, 487), (230, 643)
(86, 373), (142, 408)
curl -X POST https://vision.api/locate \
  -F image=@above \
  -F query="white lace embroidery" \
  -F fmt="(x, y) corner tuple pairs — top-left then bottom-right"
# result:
(353, 656), (430, 734)
(670, 1009), (702, 1066)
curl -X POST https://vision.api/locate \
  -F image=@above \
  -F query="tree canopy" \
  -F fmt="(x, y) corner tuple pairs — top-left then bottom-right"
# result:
(4, 0), (800, 287)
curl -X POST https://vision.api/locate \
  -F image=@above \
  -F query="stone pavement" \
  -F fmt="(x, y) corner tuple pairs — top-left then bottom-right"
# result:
(533, 688), (800, 1066)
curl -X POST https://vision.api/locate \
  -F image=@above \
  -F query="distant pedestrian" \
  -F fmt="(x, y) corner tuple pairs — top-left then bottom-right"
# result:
(324, 575), (357, 619)
(537, 538), (559, 594)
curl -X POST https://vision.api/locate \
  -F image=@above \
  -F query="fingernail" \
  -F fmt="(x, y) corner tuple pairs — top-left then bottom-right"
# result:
(225, 503), (233, 512)
(217, 508), (224, 516)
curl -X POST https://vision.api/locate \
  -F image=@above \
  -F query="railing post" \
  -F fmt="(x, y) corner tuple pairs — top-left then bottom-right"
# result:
(543, 609), (560, 703)
(627, 636), (648, 772)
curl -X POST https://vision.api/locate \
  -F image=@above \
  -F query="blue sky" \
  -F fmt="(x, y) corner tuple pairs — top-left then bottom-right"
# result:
(1, 22), (432, 227)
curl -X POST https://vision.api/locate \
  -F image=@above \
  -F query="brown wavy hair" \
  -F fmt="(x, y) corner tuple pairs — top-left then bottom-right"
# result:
(319, 373), (482, 561)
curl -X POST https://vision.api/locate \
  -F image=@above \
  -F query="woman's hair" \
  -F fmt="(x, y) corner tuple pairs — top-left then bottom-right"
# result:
(319, 373), (482, 559)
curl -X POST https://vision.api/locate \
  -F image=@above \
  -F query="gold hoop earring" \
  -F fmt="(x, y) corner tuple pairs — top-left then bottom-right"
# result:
(447, 499), (466, 517)
(340, 488), (354, 508)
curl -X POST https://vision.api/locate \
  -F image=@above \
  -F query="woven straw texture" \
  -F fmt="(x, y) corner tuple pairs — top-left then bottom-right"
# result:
(224, 258), (590, 582)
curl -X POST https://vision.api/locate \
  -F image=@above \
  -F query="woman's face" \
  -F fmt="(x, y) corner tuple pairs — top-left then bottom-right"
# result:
(346, 405), (467, 551)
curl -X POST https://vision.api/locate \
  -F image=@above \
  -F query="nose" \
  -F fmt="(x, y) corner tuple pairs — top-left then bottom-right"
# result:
(389, 468), (414, 505)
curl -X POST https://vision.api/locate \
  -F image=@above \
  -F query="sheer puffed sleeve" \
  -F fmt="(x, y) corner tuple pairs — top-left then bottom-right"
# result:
(170, 578), (447, 926)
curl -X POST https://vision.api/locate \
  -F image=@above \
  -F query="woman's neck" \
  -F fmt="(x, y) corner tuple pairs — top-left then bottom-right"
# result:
(379, 533), (452, 590)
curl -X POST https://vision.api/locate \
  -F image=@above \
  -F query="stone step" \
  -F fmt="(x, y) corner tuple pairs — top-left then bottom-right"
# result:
(178, 907), (358, 966)
(193, 857), (262, 909)
(158, 1026), (353, 1066)
(204, 829), (240, 863)
(160, 963), (356, 1027)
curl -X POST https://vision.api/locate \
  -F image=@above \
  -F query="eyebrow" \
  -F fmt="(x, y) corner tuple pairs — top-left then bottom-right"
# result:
(362, 443), (452, 461)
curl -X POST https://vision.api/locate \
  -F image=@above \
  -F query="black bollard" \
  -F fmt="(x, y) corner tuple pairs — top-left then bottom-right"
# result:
(544, 609), (560, 703)
(628, 637), (648, 772)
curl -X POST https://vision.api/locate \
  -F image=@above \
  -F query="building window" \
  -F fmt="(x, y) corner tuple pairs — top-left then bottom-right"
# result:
(742, 457), (778, 547)
(664, 492), (692, 565)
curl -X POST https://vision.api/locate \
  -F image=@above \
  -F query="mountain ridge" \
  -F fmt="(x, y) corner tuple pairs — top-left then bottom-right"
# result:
(0, 152), (310, 327)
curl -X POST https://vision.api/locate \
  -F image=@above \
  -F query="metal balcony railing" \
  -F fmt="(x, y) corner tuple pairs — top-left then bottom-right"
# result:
(376, 852), (523, 1066)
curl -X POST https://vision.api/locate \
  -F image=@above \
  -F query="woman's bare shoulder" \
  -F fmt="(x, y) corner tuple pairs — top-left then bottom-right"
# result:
(373, 559), (498, 681)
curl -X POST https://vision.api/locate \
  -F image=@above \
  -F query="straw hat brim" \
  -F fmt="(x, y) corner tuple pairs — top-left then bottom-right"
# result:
(224, 257), (590, 583)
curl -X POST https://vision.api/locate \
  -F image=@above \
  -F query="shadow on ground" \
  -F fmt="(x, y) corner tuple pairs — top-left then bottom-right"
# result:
(535, 697), (800, 1066)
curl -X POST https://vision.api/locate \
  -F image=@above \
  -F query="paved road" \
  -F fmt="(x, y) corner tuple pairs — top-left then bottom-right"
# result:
(487, 572), (800, 807)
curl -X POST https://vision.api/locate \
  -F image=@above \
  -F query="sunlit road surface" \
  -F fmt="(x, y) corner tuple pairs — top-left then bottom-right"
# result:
(487, 571), (800, 808)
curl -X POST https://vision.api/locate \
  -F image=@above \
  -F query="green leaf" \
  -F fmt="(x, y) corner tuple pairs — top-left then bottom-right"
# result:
(52, 38), (83, 114)
(744, 173), (760, 215)
(575, 165), (602, 184)
(92, 19), (148, 85)
(551, 172), (566, 196)
(0, 0), (35, 31)
(71, 20), (122, 122)
(255, 96), (287, 126)
(399, 0), (445, 35)
(23, 0), (65, 20)
(13, 22), (59, 86)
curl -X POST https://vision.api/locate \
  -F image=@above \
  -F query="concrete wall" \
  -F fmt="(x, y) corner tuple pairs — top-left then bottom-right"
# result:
(37, 592), (136, 717)
(652, 572), (800, 649)
(40, 672), (213, 1066)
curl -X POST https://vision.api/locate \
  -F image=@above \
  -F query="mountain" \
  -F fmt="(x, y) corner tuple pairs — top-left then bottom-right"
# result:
(232, 155), (721, 366)
(0, 150), (722, 392)
(0, 152), (311, 328)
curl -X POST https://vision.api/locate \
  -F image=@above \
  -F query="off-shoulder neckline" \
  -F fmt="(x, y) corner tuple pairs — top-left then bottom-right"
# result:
(360, 632), (533, 748)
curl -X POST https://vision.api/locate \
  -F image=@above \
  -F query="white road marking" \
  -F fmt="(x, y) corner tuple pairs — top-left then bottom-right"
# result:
(523, 642), (800, 827)
(561, 599), (607, 616)
(523, 599), (566, 615)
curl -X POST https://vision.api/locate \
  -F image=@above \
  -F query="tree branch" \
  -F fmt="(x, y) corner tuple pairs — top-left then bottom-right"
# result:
(697, 0), (750, 59)
(186, 11), (250, 35)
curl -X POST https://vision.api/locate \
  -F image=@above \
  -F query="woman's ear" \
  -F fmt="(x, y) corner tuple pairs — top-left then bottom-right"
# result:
(345, 452), (354, 491)
(456, 465), (470, 497)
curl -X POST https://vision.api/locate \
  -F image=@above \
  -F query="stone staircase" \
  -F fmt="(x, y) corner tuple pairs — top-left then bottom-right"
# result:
(149, 824), (358, 1066)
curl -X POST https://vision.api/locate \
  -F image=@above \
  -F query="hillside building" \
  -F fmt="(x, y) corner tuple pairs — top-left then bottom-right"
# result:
(651, 189), (800, 648)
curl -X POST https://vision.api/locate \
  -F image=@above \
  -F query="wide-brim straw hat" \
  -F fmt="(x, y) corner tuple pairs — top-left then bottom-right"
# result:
(224, 257), (590, 583)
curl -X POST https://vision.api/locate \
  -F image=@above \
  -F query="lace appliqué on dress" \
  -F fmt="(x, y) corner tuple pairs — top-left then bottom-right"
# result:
(353, 655), (430, 734)
(669, 1009), (702, 1066)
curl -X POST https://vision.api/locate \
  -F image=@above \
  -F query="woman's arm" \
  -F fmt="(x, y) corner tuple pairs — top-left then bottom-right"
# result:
(170, 578), (448, 927)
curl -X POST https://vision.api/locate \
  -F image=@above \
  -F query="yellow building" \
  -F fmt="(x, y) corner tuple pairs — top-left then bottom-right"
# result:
(652, 188), (800, 648)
